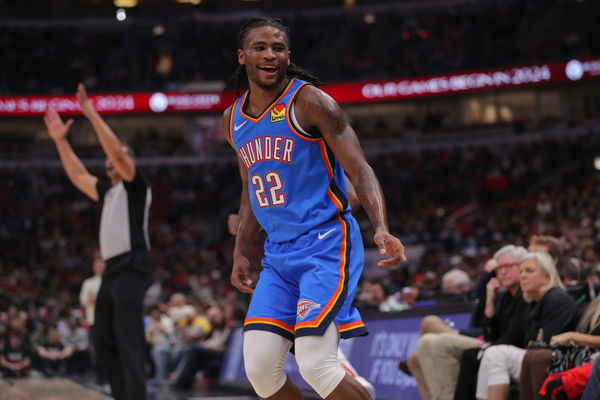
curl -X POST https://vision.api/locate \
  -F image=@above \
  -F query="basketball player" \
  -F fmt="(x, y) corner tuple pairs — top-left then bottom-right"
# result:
(227, 210), (376, 399)
(43, 84), (152, 400)
(224, 17), (405, 400)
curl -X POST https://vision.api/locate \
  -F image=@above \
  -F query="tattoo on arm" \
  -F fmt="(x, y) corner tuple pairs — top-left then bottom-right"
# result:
(326, 103), (347, 134)
(301, 88), (347, 135)
(355, 166), (386, 230)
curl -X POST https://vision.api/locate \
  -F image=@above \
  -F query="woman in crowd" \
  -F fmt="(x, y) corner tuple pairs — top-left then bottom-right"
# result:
(520, 295), (600, 400)
(476, 252), (581, 400)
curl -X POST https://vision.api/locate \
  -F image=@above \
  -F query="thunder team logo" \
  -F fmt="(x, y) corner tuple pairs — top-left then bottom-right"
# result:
(297, 299), (321, 320)
(270, 103), (286, 122)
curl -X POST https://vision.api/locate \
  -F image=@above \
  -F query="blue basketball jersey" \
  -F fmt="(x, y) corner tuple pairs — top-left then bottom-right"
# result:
(229, 78), (351, 243)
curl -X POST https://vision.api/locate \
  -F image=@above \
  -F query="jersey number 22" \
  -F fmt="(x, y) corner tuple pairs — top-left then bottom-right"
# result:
(251, 172), (286, 208)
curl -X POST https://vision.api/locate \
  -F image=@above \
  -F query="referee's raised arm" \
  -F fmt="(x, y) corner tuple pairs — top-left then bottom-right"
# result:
(76, 83), (136, 182)
(43, 108), (99, 201)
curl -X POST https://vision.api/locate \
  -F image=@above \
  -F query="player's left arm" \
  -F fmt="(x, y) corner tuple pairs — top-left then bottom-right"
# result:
(294, 85), (406, 266)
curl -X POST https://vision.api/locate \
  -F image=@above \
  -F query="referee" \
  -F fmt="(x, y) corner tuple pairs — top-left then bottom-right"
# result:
(44, 83), (153, 400)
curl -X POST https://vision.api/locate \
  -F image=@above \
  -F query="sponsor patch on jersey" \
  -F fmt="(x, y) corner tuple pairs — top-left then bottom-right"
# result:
(297, 299), (321, 320)
(270, 103), (286, 123)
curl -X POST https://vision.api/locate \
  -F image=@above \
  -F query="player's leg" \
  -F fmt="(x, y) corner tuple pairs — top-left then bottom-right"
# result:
(244, 330), (301, 400)
(295, 323), (371, 400)
(337, 347), (376, 399)
(293, 215), (370, 399)
(242, 261), (300, 399)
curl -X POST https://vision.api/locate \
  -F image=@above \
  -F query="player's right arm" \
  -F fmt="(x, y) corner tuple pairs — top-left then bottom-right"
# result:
(44, 109), (99, 201)
(223, 106), (261, 293)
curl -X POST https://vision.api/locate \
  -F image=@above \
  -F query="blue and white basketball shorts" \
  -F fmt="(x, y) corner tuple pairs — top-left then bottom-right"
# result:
(243, 213), (368, 341)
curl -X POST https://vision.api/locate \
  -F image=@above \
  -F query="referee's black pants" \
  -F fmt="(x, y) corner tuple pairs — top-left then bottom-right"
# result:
(94, 264), (152, 400)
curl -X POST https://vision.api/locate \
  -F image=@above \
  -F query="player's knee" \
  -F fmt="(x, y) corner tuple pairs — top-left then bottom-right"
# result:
(243, 331), (288, 397)
(295, 349), (322, 378)
(294, 323), (345, 397)
(243, 350), (286, 397)
(296, 350), (345, 398)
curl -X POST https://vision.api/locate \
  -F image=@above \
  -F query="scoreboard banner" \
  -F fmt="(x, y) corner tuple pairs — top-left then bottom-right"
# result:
(1, 58), (599, 116)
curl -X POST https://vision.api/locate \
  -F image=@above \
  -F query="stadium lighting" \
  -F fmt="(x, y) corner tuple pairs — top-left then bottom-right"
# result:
(116, 8), (127, 21)
(153, 25), (165, 36)
(176, 0), (202, 4)
(114, 0), (137, 7)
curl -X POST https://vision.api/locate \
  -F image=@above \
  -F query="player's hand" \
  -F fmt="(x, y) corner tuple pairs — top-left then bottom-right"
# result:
(44, 109), (73, 142)
(374, 230), (406, 268)
(227, 213), (240, 236)
(76, 83), (95, 117)
(231, 256), (256, 293)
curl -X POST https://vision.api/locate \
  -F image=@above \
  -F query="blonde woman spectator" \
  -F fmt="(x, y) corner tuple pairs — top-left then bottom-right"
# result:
(476, 252), (581, 400)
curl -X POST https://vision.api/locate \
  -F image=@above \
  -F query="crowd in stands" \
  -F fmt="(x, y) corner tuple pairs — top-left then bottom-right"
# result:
(1, 0), (599, 94)
(1, 124), (600, 395)
(394, 239), (600, 400)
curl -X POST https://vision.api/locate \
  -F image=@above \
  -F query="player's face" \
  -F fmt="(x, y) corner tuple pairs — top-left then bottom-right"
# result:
(239, 26), (290, 91)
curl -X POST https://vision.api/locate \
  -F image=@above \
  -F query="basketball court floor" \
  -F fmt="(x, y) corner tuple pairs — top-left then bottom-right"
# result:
(0, 377), (259, 400)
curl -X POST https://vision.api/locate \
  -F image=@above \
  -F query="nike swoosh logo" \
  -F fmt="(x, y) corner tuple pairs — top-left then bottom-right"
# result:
(234, 121), (247, 131)
(318, 228), (336, 240)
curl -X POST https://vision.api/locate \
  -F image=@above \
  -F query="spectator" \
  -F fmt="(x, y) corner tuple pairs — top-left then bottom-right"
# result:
(149, 294), (210, 387)
(79, 252), (105, 383)
(557, 258), (589, 305)
(61, 311), (90, 374)
(581, 353), (600, 400)
(440, 268), (473, 301)
(520, 295), (600, 400)
(417, 270), (441, 301)
(528, 235), (563, 264)
(0, 323), (7, 353)
(35, 326), (73, 377)
(475, 252), (581, 400)
(145, 304), (174, 350)
(357, 279), (393, 312)
(404, 245), (527, 400)
(169, 304), (232, 389)
(0, 329), (31, 378)
(79, 252), (104, 329)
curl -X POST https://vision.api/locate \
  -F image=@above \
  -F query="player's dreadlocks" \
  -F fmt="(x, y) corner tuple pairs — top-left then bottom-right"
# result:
(226, 17), (322, 99)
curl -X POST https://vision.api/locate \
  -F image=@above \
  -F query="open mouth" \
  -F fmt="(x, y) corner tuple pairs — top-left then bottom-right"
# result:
(259, 65), (277, 75)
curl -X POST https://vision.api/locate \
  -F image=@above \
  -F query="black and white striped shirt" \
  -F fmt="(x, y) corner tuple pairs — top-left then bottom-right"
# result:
(97, 168), (151, 261)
